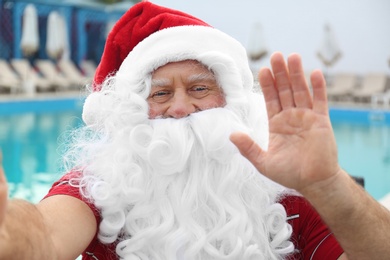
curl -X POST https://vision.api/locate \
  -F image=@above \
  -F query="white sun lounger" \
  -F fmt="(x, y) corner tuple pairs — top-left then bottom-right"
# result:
(80, 60), (97, 79)
(371, 90), (390, 109)
(353, 73), (388, 102)
(57, 59), (92, 88)
(10, 59), (53, 93)
(326, 73), (357, 101)
(35, 59), (71, 90)
(0, 59), (22, 93)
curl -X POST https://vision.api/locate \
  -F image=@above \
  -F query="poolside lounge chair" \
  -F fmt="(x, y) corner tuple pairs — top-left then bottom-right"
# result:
(371, 90), (390, 109)
(57, 59), (92, 88)
(326, 73), (357, 101)
(353, 73), (389, 102)
(10, 59), (53, 93)
(34, 59), (71, 90)
(0, 59), (22, 93)
(80, 59), (97, 79)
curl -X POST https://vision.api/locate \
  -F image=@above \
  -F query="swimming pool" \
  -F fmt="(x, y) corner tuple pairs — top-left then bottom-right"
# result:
(330, 108), (390, 200)
(0, 97), (85, 203)
(1, 97), (390, 202)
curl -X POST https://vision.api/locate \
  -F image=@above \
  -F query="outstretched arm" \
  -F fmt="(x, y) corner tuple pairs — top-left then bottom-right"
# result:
(0, 152), (96, 260)
(230, 52), (390, 259)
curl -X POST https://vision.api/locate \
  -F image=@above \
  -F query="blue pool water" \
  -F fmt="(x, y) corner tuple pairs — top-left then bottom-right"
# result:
(1, 98), (390, 202)
(330, 109), (390, 200)
(0, 97), (84, 203)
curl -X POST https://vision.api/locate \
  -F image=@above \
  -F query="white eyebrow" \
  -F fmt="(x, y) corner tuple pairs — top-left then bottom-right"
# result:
(188, 73), (216, 83)
(151, 78), (171, 88)
(151, 73), (216, 88)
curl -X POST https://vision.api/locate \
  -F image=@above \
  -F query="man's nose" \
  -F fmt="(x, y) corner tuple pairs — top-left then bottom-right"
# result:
(165, 93), (196, 119)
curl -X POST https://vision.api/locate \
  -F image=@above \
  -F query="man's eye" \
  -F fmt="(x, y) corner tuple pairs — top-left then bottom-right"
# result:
(149, 90), (172, 102)
(190, 85), (209, 97)
(192, 85), (208, 91)
(153, 91), (169, 97)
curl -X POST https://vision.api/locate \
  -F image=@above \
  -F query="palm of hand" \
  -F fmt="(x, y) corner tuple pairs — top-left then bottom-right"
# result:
(230, 52), (341, 193)
(264, 107), (338, 191)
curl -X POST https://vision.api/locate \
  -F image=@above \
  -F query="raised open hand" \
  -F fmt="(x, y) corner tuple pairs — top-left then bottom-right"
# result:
(231, 52), (341, 193)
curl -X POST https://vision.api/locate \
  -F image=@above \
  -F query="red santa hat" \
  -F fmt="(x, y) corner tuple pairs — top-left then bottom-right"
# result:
(84, 1), (254, 126)
(92, 0), (253, 91)
(94, 1), (211, 88)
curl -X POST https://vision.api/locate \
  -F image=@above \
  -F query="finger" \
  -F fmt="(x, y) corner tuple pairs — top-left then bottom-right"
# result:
(287, 53), (313, 108)
(310, 70), (329, 115)
(270, 52), (295, 109)
(229, 132), (266, 173)
(258, 67), (281, 119)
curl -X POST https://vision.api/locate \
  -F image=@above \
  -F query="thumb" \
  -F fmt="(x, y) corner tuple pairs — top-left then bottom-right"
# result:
(230, 132), (266, 173)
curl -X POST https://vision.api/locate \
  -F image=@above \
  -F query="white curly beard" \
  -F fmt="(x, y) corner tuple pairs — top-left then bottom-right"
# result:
(74, 105), (294, 260)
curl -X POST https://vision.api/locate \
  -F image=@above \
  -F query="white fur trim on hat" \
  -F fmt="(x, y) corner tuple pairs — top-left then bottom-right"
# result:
(116, 26), (254, 94)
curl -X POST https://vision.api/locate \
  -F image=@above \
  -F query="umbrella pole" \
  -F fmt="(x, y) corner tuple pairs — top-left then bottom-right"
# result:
(323, 65), (332, 87)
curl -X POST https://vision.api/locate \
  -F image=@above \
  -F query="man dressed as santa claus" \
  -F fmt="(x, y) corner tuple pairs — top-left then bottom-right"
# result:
(50, 1), (343, 259)
(0, 1), (360, 260)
